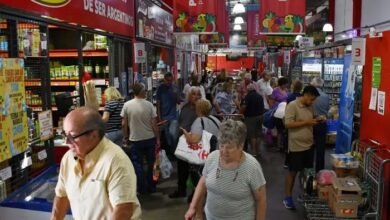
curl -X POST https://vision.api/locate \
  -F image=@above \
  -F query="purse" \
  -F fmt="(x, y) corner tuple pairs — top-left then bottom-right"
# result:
(174, 117), (218, 165)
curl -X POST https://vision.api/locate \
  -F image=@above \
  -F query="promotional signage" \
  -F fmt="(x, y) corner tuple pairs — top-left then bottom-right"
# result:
(38, 110), (53, 141)
(0, 0), (135, 37)
(351, 38), (366, 65)
(173, 0), (227, 34)
(298, 37), (314, 49)
(260, 0), (305, 34)
(247, 8), (265, 47)
(134, 42), (146, 63)
(136, 0), (173, 45)
(0, 58), (29, 163)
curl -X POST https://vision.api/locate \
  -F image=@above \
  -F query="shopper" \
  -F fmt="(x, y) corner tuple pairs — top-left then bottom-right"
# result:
(185, 119), (266, 220)
(239, 73), (260, 98)
(156, 72), (179, 156)
(102, 87), (125, 146)
(283, 86), (320, 209)
(182, 74), (206, 102)
(241, 83), (264, 156)
(287, 80), (303, 104)
(169, 87), (202, 199)
(214, 82), (240, 115)
(257, 71), (273, 111)
(311, 77), (330, 172)
(51, 107), (141, 220)
(121, 83), (160, 194)
(180, 99), (221, 202)
(271, 77), (289, 107)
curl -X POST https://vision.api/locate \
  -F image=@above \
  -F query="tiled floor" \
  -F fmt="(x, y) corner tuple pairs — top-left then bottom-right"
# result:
(139, 145), (332, 220)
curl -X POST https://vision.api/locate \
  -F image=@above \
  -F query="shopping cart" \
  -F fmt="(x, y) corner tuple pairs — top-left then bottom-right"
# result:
(361, 147), (390, 220)
(215, 113), (244, 121)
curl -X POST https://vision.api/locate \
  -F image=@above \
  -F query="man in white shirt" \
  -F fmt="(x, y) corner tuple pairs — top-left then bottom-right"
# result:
(257, 71), (273, 110)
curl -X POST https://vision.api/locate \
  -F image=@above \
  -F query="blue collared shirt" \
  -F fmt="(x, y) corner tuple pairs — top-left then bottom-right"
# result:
(313, 88), (330, 117)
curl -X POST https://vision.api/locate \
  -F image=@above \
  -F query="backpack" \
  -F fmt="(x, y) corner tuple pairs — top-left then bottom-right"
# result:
(262, 106), (277, 129)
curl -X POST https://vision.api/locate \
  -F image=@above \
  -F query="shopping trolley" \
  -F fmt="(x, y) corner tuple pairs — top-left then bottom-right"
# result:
(361, 147), (390, 220)
(215, 113), (244, 121)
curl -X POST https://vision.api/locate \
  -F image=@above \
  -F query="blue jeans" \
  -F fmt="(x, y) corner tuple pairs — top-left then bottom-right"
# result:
(163, 119), (178, 154)
(105, 130), (123, 146)
(130, 138), (156, 194)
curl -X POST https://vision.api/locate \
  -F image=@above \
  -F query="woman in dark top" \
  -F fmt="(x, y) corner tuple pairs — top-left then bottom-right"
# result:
(169, 86), (202, 199)
(287, 80), (303, 104)
(241, 84), (264, 156)
(102, 87), (125, 146)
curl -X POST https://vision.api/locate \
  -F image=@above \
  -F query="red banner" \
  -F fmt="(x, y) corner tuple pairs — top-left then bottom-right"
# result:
(247, 9), (265, 47)
(0, 0), (135, 37)
(259, 0), (305, 34)
(173, 0), (227, 34)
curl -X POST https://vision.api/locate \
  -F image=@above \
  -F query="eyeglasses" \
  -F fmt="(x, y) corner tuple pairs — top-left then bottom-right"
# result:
(216, 168), (239, 182)
(61, 129), (93, 143)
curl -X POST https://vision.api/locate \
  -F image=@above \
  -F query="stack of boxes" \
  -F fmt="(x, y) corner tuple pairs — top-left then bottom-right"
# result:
(328, 178), (362, 218)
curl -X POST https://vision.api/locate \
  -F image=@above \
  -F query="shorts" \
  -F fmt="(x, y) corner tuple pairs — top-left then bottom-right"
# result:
(287, 148), (314, 172)
(244, 115), (263, 139)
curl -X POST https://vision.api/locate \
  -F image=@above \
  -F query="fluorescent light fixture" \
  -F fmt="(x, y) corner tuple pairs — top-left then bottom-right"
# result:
(233, 24), (242, 31)
(295, 35), (303, 41)
(322, 23), (333, 32)
(234, 16), (244, 24)
(232, 2), (245, 14)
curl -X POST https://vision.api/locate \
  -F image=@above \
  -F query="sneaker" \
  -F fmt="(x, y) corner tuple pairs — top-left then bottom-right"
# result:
(168, 191), (186, 199)
(283, 197), (296, 210)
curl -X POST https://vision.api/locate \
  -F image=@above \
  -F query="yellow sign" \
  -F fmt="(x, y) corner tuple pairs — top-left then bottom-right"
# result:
(0, 59), (29, 163)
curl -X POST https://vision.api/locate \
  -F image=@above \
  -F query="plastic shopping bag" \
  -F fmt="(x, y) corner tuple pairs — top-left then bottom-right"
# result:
(159, 150), (173, 179)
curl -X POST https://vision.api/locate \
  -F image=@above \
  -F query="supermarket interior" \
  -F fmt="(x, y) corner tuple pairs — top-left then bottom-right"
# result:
(0, 0), (390, 219)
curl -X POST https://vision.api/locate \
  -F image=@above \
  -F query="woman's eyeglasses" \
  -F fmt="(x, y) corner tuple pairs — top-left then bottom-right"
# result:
(61, 129), (93, 143)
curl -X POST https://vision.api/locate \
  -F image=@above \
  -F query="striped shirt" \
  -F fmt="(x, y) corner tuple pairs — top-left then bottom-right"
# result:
(104, 99), (124, 132)
(203, 150), (266, 220)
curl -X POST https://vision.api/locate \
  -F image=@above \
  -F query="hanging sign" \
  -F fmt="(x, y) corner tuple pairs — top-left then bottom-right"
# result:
(259, 0), (305, 34)
(0, 58), (29, 163)
(351, 38), (366, 65)
(0, 0), (135, 37)
(372, 57), (381, 88)
(134, 42), (146, 64)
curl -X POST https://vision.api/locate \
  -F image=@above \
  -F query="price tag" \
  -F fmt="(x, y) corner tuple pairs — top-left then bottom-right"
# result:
(23, 39), (30, 47)
(41, 41), (47, 50)
(38, 149), (47, 161)
(21, 156), (32, 169)
(0, 167), (12, 181)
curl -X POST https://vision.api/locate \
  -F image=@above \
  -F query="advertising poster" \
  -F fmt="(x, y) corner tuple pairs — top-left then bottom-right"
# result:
(0, 58), (29, 163)
(38, 110), (53, 141)
(136, 0), (173, 45)
(259, 0), (306, 34)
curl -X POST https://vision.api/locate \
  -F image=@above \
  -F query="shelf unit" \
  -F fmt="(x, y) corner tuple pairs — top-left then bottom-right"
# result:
(302, 57), (322, 85)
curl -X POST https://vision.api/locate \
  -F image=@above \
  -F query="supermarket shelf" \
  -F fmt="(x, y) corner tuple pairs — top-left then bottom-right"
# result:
(49, 49), (108, 57)
(25, 79), (108, 86)
(29, 105), (104, 112)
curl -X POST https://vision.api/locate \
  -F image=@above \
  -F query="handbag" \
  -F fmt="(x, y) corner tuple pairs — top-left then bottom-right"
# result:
(174, 117), (218, 165)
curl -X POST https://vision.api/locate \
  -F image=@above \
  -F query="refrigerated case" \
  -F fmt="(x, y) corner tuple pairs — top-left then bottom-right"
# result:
(301, 57), (322, 85)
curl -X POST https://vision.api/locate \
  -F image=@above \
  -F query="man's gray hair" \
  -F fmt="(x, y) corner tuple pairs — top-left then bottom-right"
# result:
(311, 77), (324, 88)
(218, 119), (247, 147)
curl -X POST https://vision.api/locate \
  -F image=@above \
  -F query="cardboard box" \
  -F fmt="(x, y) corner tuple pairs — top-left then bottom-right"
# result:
(330, 178), (362, 218)
(318, 184), (331, 200)
(333, 166), (359, 178)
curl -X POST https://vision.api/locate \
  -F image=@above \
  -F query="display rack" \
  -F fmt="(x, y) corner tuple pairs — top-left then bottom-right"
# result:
(323, 58), (344, 106)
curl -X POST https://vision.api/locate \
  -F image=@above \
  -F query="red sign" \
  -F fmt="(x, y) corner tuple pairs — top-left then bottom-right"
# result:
(259, 0), (305, 34)
(0, 0), (135, 37)
(173, 0), (227, 33)
(247, 9), (265, 47)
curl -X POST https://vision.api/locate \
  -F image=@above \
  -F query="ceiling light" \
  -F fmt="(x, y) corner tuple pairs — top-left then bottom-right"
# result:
(234, 16), (244, 24)
(233, 24), (242, 31)
(322, 23), (333, 32)
(232, 2), (245, 14)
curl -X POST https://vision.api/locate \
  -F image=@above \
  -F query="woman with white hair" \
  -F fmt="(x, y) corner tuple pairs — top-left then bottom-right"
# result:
(185, 119), (267, 220)
(169, 86), (202, 199)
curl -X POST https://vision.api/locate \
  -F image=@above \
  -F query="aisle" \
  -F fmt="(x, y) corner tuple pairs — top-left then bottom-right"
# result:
(139, 145), (331, 220)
